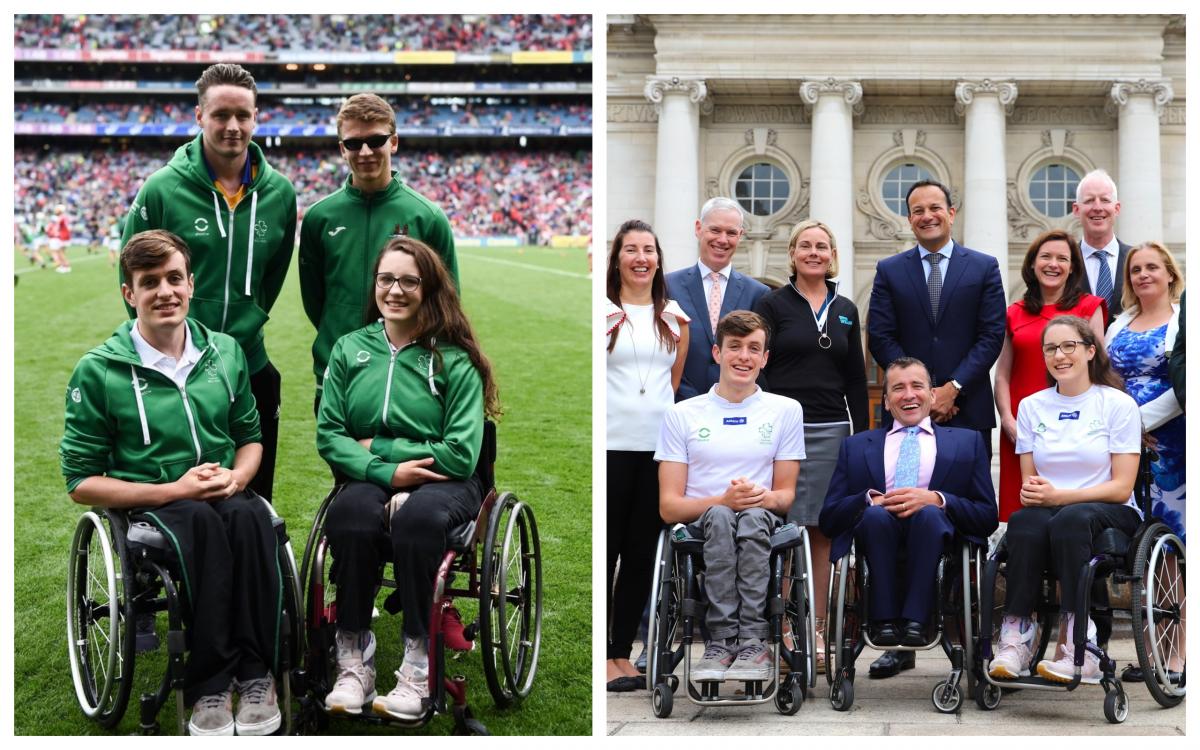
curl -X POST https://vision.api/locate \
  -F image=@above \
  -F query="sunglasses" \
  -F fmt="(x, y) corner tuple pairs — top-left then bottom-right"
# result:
(340, 133), (392, 152)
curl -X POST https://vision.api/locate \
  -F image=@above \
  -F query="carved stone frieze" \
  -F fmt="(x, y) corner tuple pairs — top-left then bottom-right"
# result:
(856, 188), (904, 242)
(860, 106), (957, 125)
(608, 103), (659, 123)
(954, 79), (1018, 117)
(744, 128), (779, 147)
(712, 104), (808, 124)
(798, 78), (864, 116)
(1009, 106), (1108, 126)
(1162, 104), (1185, 126)
(893, 129), (927, 148)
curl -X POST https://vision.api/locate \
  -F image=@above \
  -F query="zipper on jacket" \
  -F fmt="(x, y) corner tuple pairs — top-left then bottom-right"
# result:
(178, 384), (204, 464)
(221, 205), (236, 331)
(380, 340), (399, 431)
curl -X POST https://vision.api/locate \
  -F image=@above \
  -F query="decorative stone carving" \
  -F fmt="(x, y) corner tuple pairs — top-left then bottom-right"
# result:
(1040, 129), (1074, 150)
(857, 188), (904, 242)
(745, 128), (778, 148)
(1163, 105), (1185, 126)
(1005, 180), (1049, 241)
(1108, 79), (1175, 119)
(607, 103), (658, 123)
(777, 178), (811, 227)
(861, 106), (956, 125)
(643, 75), (708, 105)
(798, 78), (864, 116)
(892, 129), (926, 149)
(954, 79), (1018, 117)
(1009, 106), (1108, 126)
(712, 105), (808, 124)
(705, 178), (720, 200)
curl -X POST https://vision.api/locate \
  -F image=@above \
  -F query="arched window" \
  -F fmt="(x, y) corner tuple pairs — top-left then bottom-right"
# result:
(733, 162), (790, 217)
(1029, 163), (1081, 218)
(881, 162), (934, 217)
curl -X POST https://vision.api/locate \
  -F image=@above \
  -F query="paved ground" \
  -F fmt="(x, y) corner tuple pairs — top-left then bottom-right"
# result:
(606, 637), (1185, 736)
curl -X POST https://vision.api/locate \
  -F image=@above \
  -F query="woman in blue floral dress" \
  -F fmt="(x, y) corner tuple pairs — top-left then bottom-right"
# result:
(1105, 241), (1185, 543)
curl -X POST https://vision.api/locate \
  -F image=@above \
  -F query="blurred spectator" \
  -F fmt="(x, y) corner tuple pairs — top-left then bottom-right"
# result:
(15, 14), (591, 53)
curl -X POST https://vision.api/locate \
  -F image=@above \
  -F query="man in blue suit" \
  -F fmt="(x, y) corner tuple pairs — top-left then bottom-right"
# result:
(666, 197), (770, 400)
(820, 357), (997, 677)
(867, 179), (1006, 438)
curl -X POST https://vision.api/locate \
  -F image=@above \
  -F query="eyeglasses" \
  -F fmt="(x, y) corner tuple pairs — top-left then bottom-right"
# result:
(1042, 340), (1086, 357)
(375, 273), (421, 293)
(340, 134), (392, 152)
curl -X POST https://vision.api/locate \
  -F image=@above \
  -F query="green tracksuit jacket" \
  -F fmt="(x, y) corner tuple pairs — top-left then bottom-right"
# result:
(60, 319), (261, 493)
(316, 322), (483, 489)
(121, 135), (298, 374)
(298, 172), (457, 386)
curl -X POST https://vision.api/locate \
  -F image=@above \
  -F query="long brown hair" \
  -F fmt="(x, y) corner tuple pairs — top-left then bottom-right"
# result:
(606, 219), (676, 354)
(1020, 230), (1088, 315)
(1041, 315), (1124, 391)
(365, 237), (501, 418)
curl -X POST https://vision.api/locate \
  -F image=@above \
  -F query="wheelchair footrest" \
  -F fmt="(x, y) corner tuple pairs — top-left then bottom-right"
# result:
(769, 523), (802, 553)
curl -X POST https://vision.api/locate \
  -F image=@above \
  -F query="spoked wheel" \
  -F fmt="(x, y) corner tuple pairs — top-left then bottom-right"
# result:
(480, 492), (543, 707)
(67, 511), (135, 728)
(648, 530), (681, 691)
(781, 531), (816, 692)
(1132, 524), (1185, 708)
(302, 530), (338, 709)
(826, 553), (860, 689)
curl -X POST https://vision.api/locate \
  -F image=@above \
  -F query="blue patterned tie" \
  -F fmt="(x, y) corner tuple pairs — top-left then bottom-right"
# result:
(1095, 251), (1114, 311)
(895, 426), (922, 488)
(927, 253), (944, 320)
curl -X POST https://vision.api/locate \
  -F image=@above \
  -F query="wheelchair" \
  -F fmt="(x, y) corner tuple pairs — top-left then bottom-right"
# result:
(66, 492), (304, 734)
(646, 521), (817, 718)
(976, 450), (1186, 723)
(298, 422), (543, 735)
(824, 537), (984, 713)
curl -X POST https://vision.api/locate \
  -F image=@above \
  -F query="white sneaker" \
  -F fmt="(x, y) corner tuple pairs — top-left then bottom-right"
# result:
(989, 615), (1035, 679)
(325, 630), (377, 714)
(372, 663), (429, 721)
(234, 673), (280, 736)
(55, 266), (71, 274)
(188, 686), (235, 736)
(1037, 641), (1102, 684)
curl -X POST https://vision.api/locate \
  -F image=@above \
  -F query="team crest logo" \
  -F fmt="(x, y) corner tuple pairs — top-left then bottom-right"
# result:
(194, 217), (209, 233)
(1035, 422), (1048, 434)
(140, 206), (149, 221)
(416, 354), (432, 371)
(758, 422), (774, 444)
(1087, 418), (1105, 436)
(204, 360), (221, 382)
(356, 350), (371, 364)
(70, 387), (81, 403)
(254, 220), (268, 240)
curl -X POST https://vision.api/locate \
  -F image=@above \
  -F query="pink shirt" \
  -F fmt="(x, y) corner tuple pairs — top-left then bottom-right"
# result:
(883, 417), (937, 492)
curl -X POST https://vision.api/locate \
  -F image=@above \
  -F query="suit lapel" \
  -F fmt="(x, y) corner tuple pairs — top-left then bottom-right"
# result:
(721, 271), (743, 317)
(935, 243), (969, 326)
(865, 430), (886, 491)
(928, 424), (954, 490)
(904, 248), (936, 326)
(1113, 241), (1129, 306)
(684, 267), (715, 347)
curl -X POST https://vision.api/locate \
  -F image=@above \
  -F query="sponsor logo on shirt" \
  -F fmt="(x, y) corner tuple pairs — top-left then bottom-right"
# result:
(838, 315), (852, 325)
(1035, 422), (1048, 433)
(1058, 411), (1080, 421)
(697, 427), (711, 442)
(327, 226), (347, 237)
(355, 350), (371, 364)
(723, 417), (747, 425)
(194, 217), (209, 234)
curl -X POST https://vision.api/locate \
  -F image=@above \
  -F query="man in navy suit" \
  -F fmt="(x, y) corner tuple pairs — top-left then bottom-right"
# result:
(1073, 169), (1130, 323)
(820, 357), (997, 677)
(867, 179), (1006, 438)
(666, 197), (770, 400)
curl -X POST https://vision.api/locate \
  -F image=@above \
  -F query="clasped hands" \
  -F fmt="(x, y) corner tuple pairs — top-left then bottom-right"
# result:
(357, 438), (448, 488)
(721, 477), (767, 511)
(929, 383), (960, 423)
(176, 462), (241, 501)
(1019, 475), (1061, 507)
(868, 486), (940, 517)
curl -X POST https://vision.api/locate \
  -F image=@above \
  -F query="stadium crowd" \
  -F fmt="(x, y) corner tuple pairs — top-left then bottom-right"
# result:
(14, 147), (592, 245)
(17, 100), (592, 129)
(15, 14), (592, 52)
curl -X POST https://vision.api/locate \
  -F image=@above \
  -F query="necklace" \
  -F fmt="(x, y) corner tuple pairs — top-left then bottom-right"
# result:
(626, 313), (652, 395)
(793, 279), (835, 349)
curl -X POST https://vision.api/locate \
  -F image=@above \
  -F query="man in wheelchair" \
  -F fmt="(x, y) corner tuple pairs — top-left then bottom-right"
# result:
(60, 230), (283, 735)
(820, 357), (998, 675)
(655, 311), (805, 683)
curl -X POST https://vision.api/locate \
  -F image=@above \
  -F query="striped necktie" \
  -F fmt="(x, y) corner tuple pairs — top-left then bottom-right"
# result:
(1094, 250), (1115, 311)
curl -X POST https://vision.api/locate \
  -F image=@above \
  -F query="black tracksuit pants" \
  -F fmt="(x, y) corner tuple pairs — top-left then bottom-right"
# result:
(606, 450), (661, 660)
(324, 478), (484, 639)
(137, 491), (281, 706)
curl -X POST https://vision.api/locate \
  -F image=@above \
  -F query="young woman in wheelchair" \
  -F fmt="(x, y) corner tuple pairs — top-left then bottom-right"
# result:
(315, 236), (500, 720)
(60, 230), (284, 736)
(989, 315), (1143, 684)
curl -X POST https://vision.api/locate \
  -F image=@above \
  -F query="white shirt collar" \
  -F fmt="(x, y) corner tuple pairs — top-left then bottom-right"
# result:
(130, 321), (201, 372)
(917, 239), (955, 258)
(1081, 236), (1119, 259)
(697, 259), (731, 280)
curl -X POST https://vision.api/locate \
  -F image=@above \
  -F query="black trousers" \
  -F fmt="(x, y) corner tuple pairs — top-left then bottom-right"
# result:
(324, 478), (484, 638)
(606, 451), (661, 660)
(248, 361), (280, 502)
(137, 492), (281, 706)
(1004, 502), (1141, 618)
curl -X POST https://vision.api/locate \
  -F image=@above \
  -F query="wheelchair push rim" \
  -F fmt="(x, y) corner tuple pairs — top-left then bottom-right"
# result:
(1133, 525), (1186, 704)
(66, 511), (135, 727)
(481, 492), (543, 706)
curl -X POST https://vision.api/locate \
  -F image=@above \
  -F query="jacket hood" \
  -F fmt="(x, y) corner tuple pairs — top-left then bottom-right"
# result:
(167, 134), (275, 192)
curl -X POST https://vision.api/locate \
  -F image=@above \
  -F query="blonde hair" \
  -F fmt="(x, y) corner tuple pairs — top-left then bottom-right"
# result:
(336, 93), (396, 137)
(787, 219), (839, 278)
(1120, 241), (1184, 312)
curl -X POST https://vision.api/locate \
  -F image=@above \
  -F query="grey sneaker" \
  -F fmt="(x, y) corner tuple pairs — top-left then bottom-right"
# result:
(235, 674), (281, 736)
(188, 686), (234, 736)
(372, 662), (429, 721)
(725, 638), (773, 681)
(692, 641), (737, 682)
(325, 629), (378, 714)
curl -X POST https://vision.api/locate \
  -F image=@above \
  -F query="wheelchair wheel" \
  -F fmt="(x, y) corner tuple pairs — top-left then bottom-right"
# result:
(826, 553), (860, 688)
(647, 529), (681, 690)
(67, 511), (135, 728)
(775, 673), (804, 715)
(781, 528), (816, 692)
(652, 682), (673, 718)
(829, 674), (854, 711)
(973, 681), (1001, 711)
(1103, 687), (1129, 724)
(480, 492), (542, 707)
(931, 680), (962, 714)
(1131, 523), (1185, 708)
(302, 527), (338, 707)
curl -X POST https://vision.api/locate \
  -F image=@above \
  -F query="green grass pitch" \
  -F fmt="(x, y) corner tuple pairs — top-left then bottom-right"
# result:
(13, 243), (592, 735)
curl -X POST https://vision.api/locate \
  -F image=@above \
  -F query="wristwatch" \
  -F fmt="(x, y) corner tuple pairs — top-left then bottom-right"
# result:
(950, 379), (963, 392)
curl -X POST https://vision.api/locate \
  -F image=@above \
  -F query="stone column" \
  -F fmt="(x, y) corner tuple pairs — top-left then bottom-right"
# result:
(955, 79), (1017, 293)
(644, 75), (708, 271)
(799, 78), (862, 292)
(1109, 79), (1174, 244)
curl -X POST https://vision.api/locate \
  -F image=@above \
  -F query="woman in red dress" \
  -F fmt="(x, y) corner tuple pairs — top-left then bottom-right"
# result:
(993, 230), (1107, 521)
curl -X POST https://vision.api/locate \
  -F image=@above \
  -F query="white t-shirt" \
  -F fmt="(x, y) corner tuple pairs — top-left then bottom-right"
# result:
(655, 386), (805, 500)
(607, 301), (686, 451)
(1015, 384), (1142, 515)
